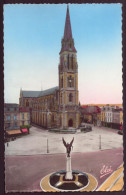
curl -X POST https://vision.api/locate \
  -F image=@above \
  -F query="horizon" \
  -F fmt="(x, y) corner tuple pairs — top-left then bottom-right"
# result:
(4, 4), (122, 104)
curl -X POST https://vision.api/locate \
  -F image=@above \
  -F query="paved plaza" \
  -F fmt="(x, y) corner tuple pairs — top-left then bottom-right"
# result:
(5, 125), (123, 155)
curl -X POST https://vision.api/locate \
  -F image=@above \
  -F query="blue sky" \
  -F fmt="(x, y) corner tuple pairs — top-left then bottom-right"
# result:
(4, 4), (122, 104)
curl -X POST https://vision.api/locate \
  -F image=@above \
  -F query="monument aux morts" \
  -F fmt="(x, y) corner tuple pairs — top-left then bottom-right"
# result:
(40, 136), (98, 192)
(19, 5), (80, 130)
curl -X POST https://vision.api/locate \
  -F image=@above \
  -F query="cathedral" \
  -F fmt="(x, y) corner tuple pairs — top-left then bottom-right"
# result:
(19, 5), (80, 129)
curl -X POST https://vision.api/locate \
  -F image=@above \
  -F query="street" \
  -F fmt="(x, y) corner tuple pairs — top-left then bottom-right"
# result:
(5, 148), (123, 192)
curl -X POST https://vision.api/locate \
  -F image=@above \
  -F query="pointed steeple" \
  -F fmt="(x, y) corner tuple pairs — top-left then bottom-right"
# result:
(64, 5), (72, 40)
(59, 5), (77, 54)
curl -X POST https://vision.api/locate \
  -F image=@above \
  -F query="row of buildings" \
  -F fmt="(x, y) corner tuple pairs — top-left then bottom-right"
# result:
(81, 105), (123, 129)
(4, 103), (30, 130)
(4, 102), (123, 133)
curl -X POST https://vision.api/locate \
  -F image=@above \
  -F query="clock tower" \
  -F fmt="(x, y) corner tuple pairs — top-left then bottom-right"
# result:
(58, 5), (80, 129)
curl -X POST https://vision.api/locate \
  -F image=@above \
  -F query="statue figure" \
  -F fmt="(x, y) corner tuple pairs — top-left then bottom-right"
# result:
(62, 137), (74, 157)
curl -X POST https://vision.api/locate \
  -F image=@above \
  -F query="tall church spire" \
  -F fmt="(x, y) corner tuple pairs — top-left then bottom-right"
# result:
(60, 5), (76, 54)
(58, 5), (79, 129)
(64, 4), (72, 40)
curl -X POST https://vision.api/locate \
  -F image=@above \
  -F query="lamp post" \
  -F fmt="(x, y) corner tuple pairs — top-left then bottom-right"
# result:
(99, 135), (101, 150)
(47, 138), (49, 153)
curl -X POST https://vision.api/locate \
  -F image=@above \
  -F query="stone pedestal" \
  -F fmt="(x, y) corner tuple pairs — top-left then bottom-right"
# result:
(65, 156), (73, 180)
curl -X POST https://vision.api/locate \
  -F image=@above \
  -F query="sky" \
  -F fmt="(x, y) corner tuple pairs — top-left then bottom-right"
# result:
(4, 4), (122, 104)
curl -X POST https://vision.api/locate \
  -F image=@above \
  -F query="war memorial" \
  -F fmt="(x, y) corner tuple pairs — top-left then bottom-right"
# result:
(40, 137), (98, 192)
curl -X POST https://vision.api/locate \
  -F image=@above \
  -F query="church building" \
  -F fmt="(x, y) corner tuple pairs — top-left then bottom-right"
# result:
(19, 5), (80, 129)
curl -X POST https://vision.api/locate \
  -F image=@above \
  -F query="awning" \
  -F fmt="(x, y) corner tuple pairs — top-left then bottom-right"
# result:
(6, 129), (22, 135)
(22, 128), (28, 133)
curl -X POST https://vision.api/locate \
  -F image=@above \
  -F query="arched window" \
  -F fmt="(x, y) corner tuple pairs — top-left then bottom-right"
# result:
(26, 100), (29, 107)
(69, 93), (73, 102)
(68, 75), (73, 87)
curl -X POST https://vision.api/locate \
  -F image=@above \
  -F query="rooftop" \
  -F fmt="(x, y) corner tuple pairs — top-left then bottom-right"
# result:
(22, 91), (41, 98)
(4, 103), (19, 108)
(22, 86), (59, 98)
(38, 86), (59, 97)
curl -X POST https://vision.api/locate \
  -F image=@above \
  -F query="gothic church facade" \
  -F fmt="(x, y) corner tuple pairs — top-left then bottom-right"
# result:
(19, 5), (80, 129)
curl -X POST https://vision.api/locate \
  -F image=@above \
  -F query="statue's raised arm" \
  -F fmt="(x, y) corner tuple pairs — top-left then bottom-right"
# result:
(62, 137), (67, 148)
(70, 137), (74, 147)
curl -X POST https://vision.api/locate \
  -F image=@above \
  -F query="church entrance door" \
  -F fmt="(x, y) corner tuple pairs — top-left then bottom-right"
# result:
(68, 119), (73, 127)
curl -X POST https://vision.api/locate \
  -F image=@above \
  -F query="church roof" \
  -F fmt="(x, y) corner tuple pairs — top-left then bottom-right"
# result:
(64, 5), (72, 40)
(38, 86), (59, 97)
(22, 86), (59, 98)
(22, 91), (41, 98)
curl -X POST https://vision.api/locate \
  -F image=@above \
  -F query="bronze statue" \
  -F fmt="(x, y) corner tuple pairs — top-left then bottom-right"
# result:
(62, 137), (74, 157)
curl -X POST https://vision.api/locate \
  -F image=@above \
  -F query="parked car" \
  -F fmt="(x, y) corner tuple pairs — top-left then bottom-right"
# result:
(118, 130), (123, 135)
(81, 125), (92, 133)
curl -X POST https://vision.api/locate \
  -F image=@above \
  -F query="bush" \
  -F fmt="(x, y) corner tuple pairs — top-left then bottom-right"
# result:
(20, 124), (31, 129)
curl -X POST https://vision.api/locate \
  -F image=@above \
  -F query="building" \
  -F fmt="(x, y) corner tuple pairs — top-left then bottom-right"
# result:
(4, 103), (30, 138)
(80, 106), (101, 124)
(101, 110), (105, 122)
(19, 108), (30, 126)
(4, 103), (30, 130)
(100, 106), (123, 129)
(112, 108), (123, 124)
(104, 106), (113, 123)
(4, 103), (20, 130)
(19, 5), (80, 129)
(97, 112), (102, 125)
(83, 113), (92, 123)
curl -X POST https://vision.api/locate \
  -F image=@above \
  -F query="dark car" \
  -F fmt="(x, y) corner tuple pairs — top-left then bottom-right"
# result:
(81, 125), (92, 133)
(118, 130), (123, 135)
